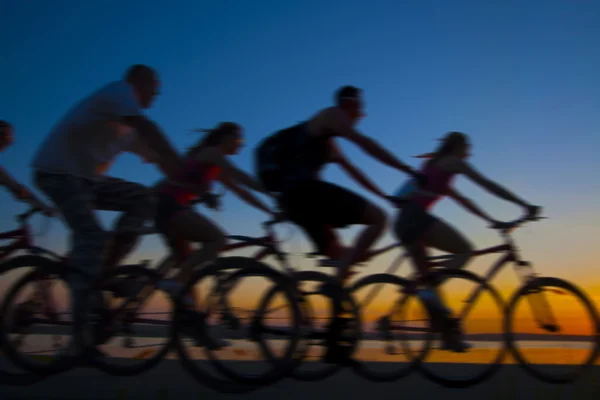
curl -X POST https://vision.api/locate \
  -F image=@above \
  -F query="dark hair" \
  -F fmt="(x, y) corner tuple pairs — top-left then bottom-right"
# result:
(124, 65), (157, 84)
(416, 131), (469, 163)
(187, 122), (240, 157)
(0, 120), (11, 134)
(335, 85), (361, 106)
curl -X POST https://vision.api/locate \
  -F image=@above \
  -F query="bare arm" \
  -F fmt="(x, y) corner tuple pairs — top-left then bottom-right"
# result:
(323, 109), (417, 176)
(447, 187), (495, 223)
(126, 137), (159, 164)
(220, 174), (274, 216)
(456, 161), (530, 207)
(200, 148), (271, 195)
(121, 116), (182, 179)
(331, 141), (388, 201)
(0, 167), (53, 211)
(0, 166), (25, 194)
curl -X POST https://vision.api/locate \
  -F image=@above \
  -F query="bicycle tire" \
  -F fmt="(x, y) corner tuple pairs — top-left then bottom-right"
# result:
(252, 272), (311, 376)
(91, 265), (175, 376)
(0, 255), (54, 386)
(172, 258), (295, 393)
(505, 276), (600, 384)
(402, 268), (506, 388)
(261, 270), (362, 382)
(349, 273), (433, 382)
(0, 260), (81, 376)
(201, 257), (303, 385)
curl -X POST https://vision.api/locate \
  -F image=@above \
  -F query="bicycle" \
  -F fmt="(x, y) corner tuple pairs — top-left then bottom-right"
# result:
(185, 219), (431, 383)
(0, 219), (305, 392)
(349, 214), (600, 387)
(0, 207), (60, 386)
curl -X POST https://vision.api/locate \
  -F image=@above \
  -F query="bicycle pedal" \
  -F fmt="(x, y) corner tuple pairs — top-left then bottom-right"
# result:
(541, 324), (560, 333)
(384, 343), (397, 355)
(318, 260), (336, 268)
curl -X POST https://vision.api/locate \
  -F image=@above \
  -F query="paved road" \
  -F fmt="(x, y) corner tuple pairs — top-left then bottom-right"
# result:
(2, 361), (599, 400)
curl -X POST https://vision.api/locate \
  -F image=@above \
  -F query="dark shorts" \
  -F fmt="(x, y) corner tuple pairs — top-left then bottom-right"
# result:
(278, 180), (369, 254)
(154, 192), (190, 235)
(394, 201), (438, 244)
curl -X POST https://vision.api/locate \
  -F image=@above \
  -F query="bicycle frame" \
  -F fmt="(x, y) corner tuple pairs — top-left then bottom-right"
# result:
(146, 217), (550, 332)
(0, 209), (62, 264)
(0, 223), (32, 261)
(353, 221), (555, 331)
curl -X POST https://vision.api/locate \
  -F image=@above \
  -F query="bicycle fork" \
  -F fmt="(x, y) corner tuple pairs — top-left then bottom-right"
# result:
(516, 262), (560, 333)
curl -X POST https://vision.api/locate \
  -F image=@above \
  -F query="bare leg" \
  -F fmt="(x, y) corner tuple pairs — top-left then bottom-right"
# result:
(163, 210), (226, 286)
(92, 177), (155, 272)
(335, 204), (386, 284)
(160, 210), (228, 349)
(421, 219), (473, 270)
(412, 218), (474, 352)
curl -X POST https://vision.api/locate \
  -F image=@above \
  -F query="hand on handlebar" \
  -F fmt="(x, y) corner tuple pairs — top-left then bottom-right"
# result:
(524, 204), (542, 221)
(32, 203), (56, 217)
(270, 210), (287, 222)
(40, 205), (56, 217)
(203, 192), (221, 210)
(411, 171), (428, 187)
(385, 195), (407, 209)
(13, 186), (30, 201)
(489, 220), (513, 230)
(489, 205), (544, 231)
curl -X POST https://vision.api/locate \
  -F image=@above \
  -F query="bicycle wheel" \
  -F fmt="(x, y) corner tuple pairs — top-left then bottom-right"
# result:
(505, 276), (600, 383)
(90, 265), (175, 376)
(402, 268), (506, 388)
(260, 270), (362, 382)
(0, 260), (84, 376)
(0, 255), (53, 386)
(200, 258), (303, 385)
(251, 274), (311, 378)
(349, 273), (433, 382)
(173, 257), (301, 392)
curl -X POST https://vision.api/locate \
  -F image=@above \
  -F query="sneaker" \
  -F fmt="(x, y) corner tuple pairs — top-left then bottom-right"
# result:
(179, 310), (230, 350)
(322, 315), (356, 364)
(439, 317), (472, 353)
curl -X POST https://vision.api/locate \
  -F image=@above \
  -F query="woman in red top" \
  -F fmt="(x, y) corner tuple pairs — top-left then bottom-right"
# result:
(154, 122), (277, 296)
(394, 131), (540, 351)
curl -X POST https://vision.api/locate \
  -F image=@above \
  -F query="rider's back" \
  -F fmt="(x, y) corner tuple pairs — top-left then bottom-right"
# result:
(410, 157), (457, 210)
(160, 153), (221, 205)
(255, 110), (334, 193)
(32, 80), (142, 178)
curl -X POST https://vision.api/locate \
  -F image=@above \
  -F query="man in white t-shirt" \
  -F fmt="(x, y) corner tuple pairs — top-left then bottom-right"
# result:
(31, 65), (183, 341)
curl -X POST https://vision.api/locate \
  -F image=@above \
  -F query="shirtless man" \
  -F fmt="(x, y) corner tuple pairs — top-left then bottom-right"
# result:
(256, 85), (424, 286)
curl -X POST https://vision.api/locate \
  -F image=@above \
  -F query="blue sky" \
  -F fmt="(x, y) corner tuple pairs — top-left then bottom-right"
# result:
(1, 1), (599, 290)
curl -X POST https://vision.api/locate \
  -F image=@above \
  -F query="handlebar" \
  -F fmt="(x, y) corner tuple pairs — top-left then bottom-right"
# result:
(491, 215), (546, 235)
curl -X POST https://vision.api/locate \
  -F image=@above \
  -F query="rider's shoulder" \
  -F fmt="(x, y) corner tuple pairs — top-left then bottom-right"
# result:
(194, 146), (228, 165)
(95, 80), (131, 97)
(308, 107), (351, 137)
(318, 106), (349, 123)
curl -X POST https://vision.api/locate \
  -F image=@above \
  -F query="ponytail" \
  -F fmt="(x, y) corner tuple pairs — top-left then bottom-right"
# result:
(414, 132), (467, 163)
(187, 122), (240, 157)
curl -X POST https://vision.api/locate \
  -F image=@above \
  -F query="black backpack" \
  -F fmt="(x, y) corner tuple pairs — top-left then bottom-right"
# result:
(254, 123), (308, 193)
